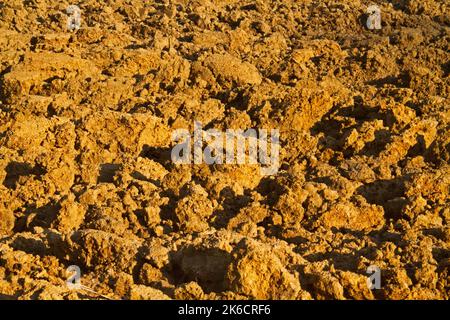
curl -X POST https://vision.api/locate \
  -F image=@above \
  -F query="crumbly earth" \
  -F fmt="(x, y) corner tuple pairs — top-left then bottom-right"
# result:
(0, 0), (449, 300)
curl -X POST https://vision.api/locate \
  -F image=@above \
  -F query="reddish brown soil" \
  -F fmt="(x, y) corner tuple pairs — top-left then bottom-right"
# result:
(0, 0), (449, 300)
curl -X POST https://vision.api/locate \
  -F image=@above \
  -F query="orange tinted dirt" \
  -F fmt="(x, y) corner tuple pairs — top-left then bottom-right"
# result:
(0, 0), (448, 300)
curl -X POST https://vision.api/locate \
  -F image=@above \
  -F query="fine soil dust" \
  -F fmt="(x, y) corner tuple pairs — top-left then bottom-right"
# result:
(0, 0), (449, 300)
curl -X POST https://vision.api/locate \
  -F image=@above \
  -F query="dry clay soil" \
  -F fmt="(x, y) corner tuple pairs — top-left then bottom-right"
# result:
(0, 0), (449, 300)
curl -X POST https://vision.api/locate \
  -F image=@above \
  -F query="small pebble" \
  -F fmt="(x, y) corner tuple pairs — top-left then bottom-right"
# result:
(67, 5), (81, 31)
(366, 5), (382, 30)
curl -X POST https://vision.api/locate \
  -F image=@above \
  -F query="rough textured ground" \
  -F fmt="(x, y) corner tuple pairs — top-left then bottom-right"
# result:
(0, 0), (449, 300)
